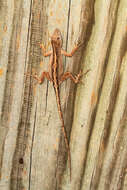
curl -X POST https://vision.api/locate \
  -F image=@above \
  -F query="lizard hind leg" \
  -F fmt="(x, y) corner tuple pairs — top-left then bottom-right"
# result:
(59, 70), (82, 85)
(33, 71), (52, 84)
(59, 69), (90, 85)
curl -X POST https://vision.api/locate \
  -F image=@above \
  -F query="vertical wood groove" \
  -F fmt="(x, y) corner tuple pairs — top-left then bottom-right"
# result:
(0, 0), (127, 190)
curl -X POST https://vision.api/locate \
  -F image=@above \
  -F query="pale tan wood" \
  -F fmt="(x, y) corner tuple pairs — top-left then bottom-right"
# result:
(0, 0), (127, 190)
(0, 0), (32, 190)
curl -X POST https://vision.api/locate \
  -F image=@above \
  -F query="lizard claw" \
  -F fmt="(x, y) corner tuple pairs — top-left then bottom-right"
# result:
(76, 69), (90, 84)
(83, 69), (91, 76)
(75, 70), (82, 83)
(39, 42), (45, 49)
(74, 39), (84, 48)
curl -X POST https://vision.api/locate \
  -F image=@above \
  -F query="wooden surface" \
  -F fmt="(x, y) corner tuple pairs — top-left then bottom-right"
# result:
(0, 0), (127, 190)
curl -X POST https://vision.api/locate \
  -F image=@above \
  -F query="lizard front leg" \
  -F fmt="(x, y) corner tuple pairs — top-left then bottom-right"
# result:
(40, 43), (52, 57)
(31, 43), (52, 83)
(61, 42), (82, 57)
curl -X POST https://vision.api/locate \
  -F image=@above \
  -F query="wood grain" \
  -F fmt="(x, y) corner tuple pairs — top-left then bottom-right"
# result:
(0, 0), (127, 190)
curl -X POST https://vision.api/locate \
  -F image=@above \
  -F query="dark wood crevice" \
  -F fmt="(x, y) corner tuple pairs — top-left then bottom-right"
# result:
(0, 0), (127, 190)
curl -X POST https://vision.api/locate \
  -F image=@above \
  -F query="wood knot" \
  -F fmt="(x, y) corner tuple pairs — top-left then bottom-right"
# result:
(19, 157), (24, 164)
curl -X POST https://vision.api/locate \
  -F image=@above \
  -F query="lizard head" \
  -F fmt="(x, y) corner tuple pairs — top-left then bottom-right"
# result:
(51, 28), (63, 48)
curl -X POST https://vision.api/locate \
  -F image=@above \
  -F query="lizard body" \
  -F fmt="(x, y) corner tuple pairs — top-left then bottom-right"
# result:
(33, 28), (85, 180)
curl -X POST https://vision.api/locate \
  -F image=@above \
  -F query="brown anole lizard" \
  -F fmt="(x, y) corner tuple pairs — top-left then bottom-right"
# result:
(32, 28), (88, 180)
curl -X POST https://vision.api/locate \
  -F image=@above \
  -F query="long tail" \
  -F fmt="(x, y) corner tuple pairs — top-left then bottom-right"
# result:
(55, 87), (71, 181)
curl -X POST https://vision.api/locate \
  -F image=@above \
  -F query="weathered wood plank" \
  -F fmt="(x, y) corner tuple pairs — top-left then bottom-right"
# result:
(24, 1), (88, 190)
(0, 0), (127, 190)
(80, 0), (127, 189)
(62, 0), (120, 189)
(0, 0), (31, 189)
